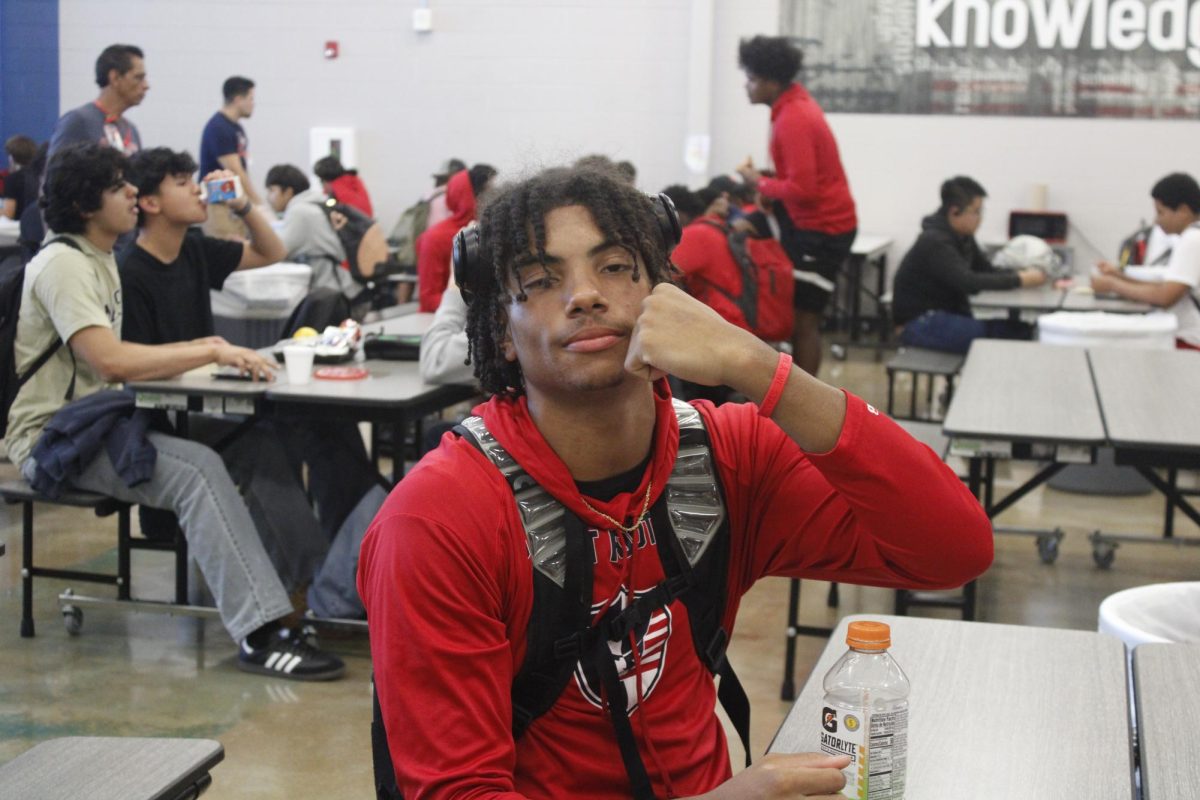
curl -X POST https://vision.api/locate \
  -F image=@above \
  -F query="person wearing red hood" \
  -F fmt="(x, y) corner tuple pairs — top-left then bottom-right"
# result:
(416, 163), (497, 312)
(313, 155), (374, 218)
(359, 167), (992, 800)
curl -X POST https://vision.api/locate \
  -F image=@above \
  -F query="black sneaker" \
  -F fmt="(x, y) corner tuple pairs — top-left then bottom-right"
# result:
(237, 627), (346, 681)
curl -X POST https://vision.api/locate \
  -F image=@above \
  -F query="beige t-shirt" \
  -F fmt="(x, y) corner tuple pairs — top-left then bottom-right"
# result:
(5, 234), (122, 467)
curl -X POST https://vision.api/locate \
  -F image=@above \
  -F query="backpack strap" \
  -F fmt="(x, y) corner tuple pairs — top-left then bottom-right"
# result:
(697, 219), (760, 329)
(655, 400), (750, 767)
(19, 237), (82, 399)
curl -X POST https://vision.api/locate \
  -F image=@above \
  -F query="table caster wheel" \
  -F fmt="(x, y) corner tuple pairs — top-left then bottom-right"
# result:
(62, 605), (83, 635)
(1092, 541), (1117, 570)
(1036, 533), (1060, 564)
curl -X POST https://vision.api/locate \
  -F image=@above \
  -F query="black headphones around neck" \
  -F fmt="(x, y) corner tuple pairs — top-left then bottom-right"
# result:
(452, 192), (681, 306)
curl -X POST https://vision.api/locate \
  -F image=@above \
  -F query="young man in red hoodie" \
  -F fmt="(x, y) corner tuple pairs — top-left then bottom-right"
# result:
(737, 35), (857, 380)
(359, 167), (991, 800)
(415, 163), (496, 312)
(313, 155), (374, 218)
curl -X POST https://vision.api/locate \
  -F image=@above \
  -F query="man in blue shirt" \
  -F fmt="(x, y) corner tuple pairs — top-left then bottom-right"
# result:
(199, 76), (261, 238)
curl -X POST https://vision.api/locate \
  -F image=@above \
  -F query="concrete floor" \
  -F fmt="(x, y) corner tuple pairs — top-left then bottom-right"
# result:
(2, 344), (1197, 797)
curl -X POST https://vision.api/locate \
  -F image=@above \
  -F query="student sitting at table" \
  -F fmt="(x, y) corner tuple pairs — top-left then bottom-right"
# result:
(313, 154), (374, 218)
(264, 163), (367, 302)
(121, 147), (385, 619)
(1091, 173), (1200, 351)
(892, 175), (1047, 354)
(416, 163), (496, 312)
(358, 165), (993, 799)
(9, 143), (345, 679)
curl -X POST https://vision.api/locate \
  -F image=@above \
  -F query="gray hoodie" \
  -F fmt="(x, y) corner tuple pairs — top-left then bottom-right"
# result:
(278, 187), (354, 298)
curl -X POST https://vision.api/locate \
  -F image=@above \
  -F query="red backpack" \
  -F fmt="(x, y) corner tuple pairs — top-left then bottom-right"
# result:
(699, 220), (795, 341)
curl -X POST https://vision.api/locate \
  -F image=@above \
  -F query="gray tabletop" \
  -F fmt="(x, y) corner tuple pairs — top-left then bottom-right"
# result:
(1089, 347), (1200, 452)
(970, 284), (1064, 312)
(942, 339), (1106, 446)
(770, 615), (1133, 800)
(265, 358), (463, 408)
(850, 233), (892, 260)
(1060, 289), (1154, 313)
(0, 736), (223, 800)
(374, 311), (435, 337)
(1134, 643), (1200, 800)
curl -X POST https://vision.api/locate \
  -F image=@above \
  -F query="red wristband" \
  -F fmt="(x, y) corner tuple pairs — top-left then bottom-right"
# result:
(757, 352), (793, 418)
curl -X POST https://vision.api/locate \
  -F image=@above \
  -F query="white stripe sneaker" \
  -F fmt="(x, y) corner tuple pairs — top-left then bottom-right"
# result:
(238, 627), (346, 681)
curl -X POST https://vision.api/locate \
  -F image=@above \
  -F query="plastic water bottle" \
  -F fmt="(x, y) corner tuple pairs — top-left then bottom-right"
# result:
(819, 620), (909, 799)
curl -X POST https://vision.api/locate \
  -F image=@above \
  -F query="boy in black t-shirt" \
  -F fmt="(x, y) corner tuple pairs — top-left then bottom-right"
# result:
(121, 148), (381, 616)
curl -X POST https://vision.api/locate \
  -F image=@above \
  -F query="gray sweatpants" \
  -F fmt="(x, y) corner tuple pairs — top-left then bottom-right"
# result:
(23, 431), (293, 643)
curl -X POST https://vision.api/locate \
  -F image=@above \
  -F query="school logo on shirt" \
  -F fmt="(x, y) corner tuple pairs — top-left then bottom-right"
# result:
(574, 583), (672, 715)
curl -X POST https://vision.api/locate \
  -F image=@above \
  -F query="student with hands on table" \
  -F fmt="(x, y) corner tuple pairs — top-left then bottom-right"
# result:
(1090, 172), (1200, 350)
(358, 166), (992, 800)
(8, 143), (345, 681)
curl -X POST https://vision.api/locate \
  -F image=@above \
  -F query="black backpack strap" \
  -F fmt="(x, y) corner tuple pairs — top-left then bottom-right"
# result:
(18, 237), (84, 396)
(654, 415), (752, 767)
(696, 220), (760, 329)
(371, 677), (402, 799)
(589, 602), (658, 800)
(511, 512), (594, 738)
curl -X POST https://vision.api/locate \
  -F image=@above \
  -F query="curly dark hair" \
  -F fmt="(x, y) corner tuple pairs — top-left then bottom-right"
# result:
(41, 143), (128, 235)
(467, 167), (676, 397)
(127, 147), (198, 226)
(738, 35), (803, 84)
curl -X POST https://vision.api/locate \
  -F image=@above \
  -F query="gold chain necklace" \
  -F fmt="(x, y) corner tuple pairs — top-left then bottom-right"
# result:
(581, 480), (654, 533)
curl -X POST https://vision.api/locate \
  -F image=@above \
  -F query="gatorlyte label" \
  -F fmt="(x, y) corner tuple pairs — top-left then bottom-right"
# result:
(820, 703), (866, 797)
(820, 704), (907, 799)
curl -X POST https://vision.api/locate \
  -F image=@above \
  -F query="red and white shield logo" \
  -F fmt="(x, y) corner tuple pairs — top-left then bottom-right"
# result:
(574, 584), (673, 715)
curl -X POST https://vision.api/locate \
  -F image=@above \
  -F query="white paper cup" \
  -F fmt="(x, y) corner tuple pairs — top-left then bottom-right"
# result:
(283, 345), (315, 385)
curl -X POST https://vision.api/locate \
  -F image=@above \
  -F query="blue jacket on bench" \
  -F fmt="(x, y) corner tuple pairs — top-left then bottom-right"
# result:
(30, 389), (157, 499)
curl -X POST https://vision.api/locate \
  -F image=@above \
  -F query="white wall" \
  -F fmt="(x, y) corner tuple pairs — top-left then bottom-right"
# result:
(59, 0), (1200, 269)
(58, 0), (697, 229)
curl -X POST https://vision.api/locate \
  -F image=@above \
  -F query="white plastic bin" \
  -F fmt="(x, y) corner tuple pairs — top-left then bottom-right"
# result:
(1098, 582), (1200, 732)
(1038, 310), (1178, 349)
(1099, 582), (1200, 647)
(211, 262), (312, 348)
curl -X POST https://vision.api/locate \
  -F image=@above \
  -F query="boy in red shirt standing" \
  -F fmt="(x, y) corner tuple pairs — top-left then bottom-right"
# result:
(737, 35), (857, 379)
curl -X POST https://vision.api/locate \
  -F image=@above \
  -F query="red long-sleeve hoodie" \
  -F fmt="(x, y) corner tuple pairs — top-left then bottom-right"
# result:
(327, 172), (374, 218)
(358, 383), (992, 799)
(757, 83), (857, 235)
(417, 170), (476, 312)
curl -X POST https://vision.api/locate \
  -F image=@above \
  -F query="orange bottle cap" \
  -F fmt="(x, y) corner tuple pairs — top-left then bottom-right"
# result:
(846, 620), (891, 650)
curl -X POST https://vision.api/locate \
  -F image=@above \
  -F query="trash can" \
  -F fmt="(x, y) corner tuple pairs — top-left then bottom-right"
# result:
(1099, 581), (1200, 646)
(211, 262), (312, 349)
(1098, 582), (1200, 731)
(1038, 310), (1177, 349)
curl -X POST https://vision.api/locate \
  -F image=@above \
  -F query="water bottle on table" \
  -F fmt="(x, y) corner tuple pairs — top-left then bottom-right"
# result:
(820, 620), (909, 799)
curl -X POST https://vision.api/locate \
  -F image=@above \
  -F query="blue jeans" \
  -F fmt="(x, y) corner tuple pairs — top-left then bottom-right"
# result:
(23, 431), (292, 643)
(899, 310), (1033, 354)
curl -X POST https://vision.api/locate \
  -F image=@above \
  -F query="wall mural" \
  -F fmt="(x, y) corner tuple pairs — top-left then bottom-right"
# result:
(779, 0), (1200, 118)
